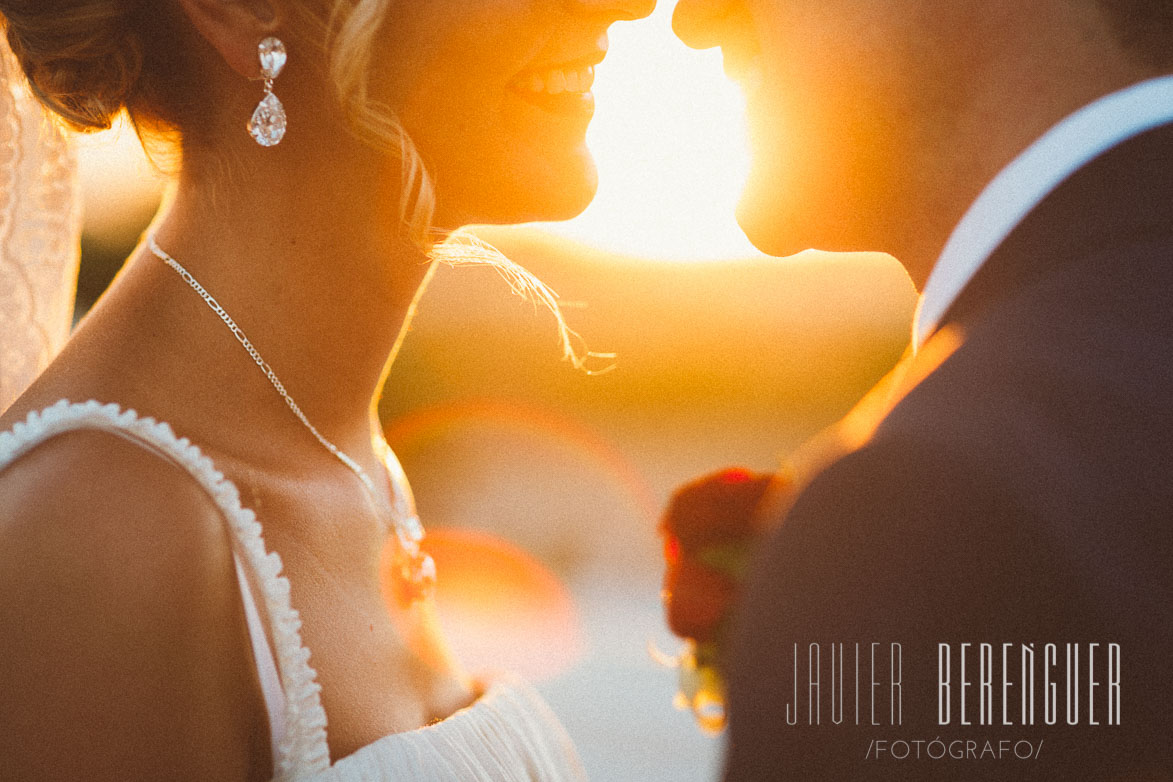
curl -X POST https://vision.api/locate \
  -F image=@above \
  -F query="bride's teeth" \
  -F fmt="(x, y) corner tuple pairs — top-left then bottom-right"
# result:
(546, 70), (567, 95)
(517, 65), (597, 96)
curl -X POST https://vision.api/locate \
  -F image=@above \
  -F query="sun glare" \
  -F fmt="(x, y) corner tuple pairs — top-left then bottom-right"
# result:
(536, 1), (761, 262)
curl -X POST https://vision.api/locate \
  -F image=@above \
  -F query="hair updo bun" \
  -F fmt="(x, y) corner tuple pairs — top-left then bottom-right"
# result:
(0, 0), (144, 131)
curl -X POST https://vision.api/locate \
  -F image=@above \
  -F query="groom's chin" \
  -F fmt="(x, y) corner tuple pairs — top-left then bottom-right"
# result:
(735, 169), (880, 259)
(733, 153), (828, 258)
(734, 182), (818, 259)
(736, 201), (796, 258)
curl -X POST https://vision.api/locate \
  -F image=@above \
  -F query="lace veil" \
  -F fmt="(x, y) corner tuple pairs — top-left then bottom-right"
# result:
(0, 34), (82, 414)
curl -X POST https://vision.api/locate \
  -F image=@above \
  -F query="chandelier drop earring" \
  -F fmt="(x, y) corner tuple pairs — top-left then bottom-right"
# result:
(248, 36), (288, 147)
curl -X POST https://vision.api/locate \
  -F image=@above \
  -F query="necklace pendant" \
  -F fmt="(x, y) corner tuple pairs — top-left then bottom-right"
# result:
(394, 516), (436, 605)
(395, 547), (437, 606)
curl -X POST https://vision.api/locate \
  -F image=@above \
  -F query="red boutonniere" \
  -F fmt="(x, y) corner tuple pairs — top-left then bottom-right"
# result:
(659, 467), (785, 733)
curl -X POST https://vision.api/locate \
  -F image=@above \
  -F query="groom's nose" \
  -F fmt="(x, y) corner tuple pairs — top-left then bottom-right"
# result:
(570, 0), (657, 21)
(673, 0), (737, 49)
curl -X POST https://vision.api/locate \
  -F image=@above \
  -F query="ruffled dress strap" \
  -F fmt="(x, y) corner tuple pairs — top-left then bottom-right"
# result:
(0, 399), (332, 780)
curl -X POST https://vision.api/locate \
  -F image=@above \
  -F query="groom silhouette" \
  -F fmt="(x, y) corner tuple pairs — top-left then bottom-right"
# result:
(672, 1), (1173, 779)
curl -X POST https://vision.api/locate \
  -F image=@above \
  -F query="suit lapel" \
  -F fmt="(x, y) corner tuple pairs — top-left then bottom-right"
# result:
(759, 325), (966, 526)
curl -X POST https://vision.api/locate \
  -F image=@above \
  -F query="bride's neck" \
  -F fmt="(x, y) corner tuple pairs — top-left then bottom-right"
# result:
(143, 151), (433, 450)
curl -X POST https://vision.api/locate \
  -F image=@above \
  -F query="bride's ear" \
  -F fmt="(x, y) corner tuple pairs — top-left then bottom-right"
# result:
(175, 0), (285, 80)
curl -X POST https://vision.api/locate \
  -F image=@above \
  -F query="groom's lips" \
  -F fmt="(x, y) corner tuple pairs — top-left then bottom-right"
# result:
(722, 48), (761, 86)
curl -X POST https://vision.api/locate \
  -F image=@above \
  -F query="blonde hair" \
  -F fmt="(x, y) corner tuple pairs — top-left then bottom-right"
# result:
(316, 0), (435, 247)
(1, 0), (604, 370)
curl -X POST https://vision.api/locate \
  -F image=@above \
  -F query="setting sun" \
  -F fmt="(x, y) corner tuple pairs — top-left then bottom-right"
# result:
(538, 1), (760, 261)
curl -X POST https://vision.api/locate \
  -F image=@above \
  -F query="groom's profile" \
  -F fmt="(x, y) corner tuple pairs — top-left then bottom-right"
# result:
(673, 0), (1173, 779)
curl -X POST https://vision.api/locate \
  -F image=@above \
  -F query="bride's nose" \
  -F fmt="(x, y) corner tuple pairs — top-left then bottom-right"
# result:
(569, 0), (657, 21)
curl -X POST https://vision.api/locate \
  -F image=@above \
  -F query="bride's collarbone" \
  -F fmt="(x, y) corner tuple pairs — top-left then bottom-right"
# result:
(208, 454), (475, 741)
(218, 456), (396, 573)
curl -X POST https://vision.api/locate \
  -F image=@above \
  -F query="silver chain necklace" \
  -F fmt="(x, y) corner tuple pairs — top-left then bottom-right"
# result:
(148, 235), (436, 605)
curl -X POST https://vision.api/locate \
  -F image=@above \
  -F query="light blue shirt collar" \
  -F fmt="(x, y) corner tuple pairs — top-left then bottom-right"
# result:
(913, 74), (1173, 351)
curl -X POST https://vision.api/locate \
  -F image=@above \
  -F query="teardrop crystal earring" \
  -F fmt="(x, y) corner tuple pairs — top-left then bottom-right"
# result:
(247, 36), (287, 147)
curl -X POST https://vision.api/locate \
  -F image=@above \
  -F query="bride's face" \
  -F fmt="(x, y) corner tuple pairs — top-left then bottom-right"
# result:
(375, 0), (655, 227)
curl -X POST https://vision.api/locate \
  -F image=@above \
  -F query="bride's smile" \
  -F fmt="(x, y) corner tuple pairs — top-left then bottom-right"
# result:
(508, 49), (603, 121)
(383, 2), (651, 227)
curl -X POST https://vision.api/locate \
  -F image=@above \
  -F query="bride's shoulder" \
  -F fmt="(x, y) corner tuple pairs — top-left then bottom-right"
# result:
(0, 403), (267, 779)
(0, 401), (239, 619)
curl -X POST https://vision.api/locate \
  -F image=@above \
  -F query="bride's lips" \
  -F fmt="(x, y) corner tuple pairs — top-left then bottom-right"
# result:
(509, 50), (606, 117)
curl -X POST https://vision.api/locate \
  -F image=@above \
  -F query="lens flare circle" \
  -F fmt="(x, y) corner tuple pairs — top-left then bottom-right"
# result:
(409, 527), (585, 681)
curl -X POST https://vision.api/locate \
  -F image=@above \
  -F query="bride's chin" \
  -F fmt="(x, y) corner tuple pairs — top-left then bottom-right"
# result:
(538, 155), (599, 220)
(534, 174), (598, 222)
(448, 163), (598, 226)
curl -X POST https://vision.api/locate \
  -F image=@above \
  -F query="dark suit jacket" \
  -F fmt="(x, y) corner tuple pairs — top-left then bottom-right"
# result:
(723, 122), (1173, 780)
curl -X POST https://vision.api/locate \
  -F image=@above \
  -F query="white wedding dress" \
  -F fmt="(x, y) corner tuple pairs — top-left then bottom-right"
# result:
(0, 32), (586, 782)
(0, 400), (588, 781)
